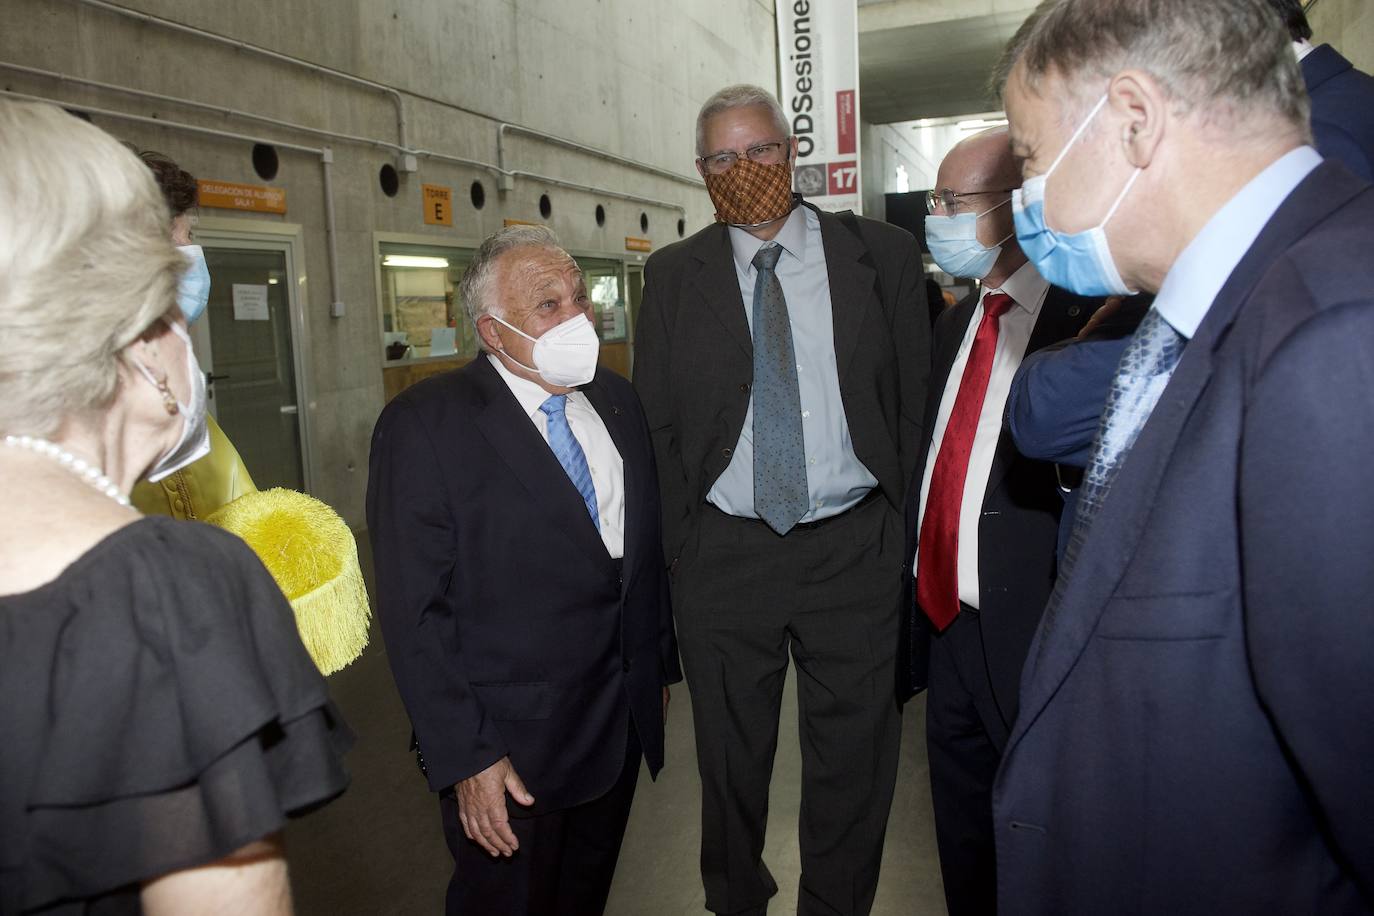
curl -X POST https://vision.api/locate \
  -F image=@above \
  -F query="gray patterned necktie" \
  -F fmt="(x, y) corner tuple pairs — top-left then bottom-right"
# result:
(1041, 307), (1186, 633)
(751, 243), (809, 535)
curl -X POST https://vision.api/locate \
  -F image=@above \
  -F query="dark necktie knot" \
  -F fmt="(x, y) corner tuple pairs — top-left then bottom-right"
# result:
(982, 292), (1014, 321)
(753, 244), (783, 273)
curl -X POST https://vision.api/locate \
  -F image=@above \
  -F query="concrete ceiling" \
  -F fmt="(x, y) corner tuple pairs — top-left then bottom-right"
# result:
(858, 0), (1039, 123)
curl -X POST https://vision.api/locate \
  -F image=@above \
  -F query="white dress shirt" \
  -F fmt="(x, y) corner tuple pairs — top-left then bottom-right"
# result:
(913, 261), (1050, 608)
(487, 354), (625, 559)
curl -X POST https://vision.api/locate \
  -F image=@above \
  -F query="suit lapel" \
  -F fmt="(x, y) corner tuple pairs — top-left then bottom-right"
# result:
(688, 225), (753, 361)
(1007, 162), (1369, 754)
(814, 205), (879, 385)
(582, 377), (638, 591)
(470, 359), (613, 572)
(982, 287), (1095, 501)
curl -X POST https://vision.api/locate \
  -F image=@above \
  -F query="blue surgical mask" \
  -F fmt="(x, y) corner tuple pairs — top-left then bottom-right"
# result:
(176, 244), (211, 324)
(925, 198), (1013, 279)
(1012, 94), (1141, 297)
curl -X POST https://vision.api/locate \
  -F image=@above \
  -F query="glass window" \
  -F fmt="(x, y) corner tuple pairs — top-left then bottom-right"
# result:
(379, 242), (478, 363)
(576, 256), (628, 343)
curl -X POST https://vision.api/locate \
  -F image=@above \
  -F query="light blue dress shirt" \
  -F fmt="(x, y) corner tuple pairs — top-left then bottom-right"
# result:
(1154, 146), (1322, 340)
(707, 206), (878, 522)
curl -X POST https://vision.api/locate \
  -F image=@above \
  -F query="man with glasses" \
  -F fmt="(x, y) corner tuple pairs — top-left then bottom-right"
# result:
(902, 127), (1100, 916)
(633, 84), (930, 916)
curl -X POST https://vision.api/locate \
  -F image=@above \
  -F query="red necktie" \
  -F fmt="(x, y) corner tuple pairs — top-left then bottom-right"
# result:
(917, 292), (1015, 631)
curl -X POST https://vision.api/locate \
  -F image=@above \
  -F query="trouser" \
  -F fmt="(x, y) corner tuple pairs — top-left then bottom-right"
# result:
(438, 728), (641, 916)
(673, 494), (904, 916)
(925, 606), (1011, 916)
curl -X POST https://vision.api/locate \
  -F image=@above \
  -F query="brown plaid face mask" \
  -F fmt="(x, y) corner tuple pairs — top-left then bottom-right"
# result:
(703, 158), (796, 227)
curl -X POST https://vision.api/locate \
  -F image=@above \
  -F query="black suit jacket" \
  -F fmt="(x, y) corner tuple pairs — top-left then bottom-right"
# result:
(898, 285), (1096, 711)
(366, 358), (681, 815)
(633, 202), (931, 562)
(1304, 43), (1374, 182)
(995, 162), (1374, 913)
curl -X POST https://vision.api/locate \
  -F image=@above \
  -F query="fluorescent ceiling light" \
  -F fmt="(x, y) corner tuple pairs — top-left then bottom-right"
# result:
(383, 255), (450, 268)
(957, 118), (1009, 131)
(267, 278), (279, 285)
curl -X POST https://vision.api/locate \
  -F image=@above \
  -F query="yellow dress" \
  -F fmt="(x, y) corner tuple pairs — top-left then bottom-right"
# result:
(130, 415), (256, 520)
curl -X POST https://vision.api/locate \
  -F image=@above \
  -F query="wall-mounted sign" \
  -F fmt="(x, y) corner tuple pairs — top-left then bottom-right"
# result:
(503, 218), (539, 228)
(625, 237), (652, 253)
(776, 0), (862, 213)
(422, 184), (453, 226)
(198, 180), (287, 214)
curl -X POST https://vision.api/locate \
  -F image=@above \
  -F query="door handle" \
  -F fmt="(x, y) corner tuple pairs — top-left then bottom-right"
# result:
(280, 404), (299, 415)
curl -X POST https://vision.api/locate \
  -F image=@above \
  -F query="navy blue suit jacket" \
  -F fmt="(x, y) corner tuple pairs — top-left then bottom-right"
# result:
(1304, 44), (1374, 181)
(367, 359), (681, 813)
(994, 161), (1374, 914)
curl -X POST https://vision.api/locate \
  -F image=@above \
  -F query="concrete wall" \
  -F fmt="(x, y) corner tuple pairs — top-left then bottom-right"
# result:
(1308, 0), (1374, 72)
(1, 0), (777, 527)
(861, 120), (939, 219)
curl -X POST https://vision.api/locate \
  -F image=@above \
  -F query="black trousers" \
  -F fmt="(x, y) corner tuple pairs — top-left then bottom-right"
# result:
(925, 607), (1010, 916)
(673, 495), (904, 916)
(438, 727), (641, 916)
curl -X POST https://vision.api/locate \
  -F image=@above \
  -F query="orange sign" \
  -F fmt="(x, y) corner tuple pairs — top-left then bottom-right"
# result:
(503, 218), (539, 228)
(422, 184), (453, 227)
(197, 180), (286, 214)
(625, 237), (652, 253)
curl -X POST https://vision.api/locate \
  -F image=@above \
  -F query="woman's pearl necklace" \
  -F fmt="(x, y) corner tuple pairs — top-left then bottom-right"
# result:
(2, 435), (132, 508)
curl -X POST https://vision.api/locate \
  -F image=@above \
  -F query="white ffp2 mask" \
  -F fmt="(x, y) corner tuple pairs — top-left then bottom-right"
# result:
(491, 312), (601, 387)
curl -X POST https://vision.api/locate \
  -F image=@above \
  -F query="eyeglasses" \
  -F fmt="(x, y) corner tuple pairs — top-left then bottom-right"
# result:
(926, 187), (1016, 214)
(697, 140), (790, 176)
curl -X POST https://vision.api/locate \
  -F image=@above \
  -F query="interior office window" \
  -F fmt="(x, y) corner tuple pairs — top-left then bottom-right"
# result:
(576, 256), (628, 343)
(379, 242), (478, 363)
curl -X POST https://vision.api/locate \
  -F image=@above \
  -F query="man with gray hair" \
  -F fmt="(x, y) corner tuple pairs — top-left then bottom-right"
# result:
(990, 0), (1374, 912)
(367, 225), (680, 915)
(635, 84), (930, 915)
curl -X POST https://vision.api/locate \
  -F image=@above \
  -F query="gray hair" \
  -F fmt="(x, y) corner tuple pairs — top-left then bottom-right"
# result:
(695, 85), (791, 157)
(0, 99), (182, 438)
(997, 0), (1309, 139)
(459, 224), (567, 348)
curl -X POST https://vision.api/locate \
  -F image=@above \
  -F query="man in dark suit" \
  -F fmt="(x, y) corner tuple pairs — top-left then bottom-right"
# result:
(901, 126), (1095, 916)
(1270, 0), (1374, 181)
(633, 85), (929, 916)
(991, 0), (1374, 912)
(367, 226), (680, 916)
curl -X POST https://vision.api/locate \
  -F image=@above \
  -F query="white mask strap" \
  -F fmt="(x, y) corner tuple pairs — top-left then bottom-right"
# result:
(489, 313), (536, 343)
(1045, 93), (1110, 178)
(976, 197), (1013, 219)
(1099, 167), (1143, 228)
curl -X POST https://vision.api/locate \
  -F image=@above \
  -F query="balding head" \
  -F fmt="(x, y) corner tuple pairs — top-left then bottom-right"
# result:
(939, 127), (1023, 199)
(929, 127), (1026, 286)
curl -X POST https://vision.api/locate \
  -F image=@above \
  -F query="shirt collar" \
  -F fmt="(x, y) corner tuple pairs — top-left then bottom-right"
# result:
(1154, 146), (1322, 340)
(487, 352), (563, 419)
(728, 204), (810, 275)
(983, 259), (1049, 317)
(1293, 39), (1316, 62)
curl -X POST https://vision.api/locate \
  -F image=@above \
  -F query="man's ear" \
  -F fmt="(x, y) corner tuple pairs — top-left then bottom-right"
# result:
(1108, 69), (1167, 169)
(475, 314), (504, 353)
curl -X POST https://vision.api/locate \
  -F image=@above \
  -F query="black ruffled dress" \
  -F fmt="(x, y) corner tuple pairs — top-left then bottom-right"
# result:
(0, 517), (353, 914)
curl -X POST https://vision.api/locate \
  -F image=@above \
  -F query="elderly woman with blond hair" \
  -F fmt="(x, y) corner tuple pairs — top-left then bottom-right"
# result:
(0, 100), (351, 914)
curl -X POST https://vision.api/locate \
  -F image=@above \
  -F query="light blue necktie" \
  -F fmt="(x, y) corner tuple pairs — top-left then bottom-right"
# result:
(539, 395), (601, 531)
(751, 243), (810, 536)
(1040, 307), (1185, 638)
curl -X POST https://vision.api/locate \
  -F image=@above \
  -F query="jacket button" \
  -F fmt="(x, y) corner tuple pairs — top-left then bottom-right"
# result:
(622, 659), (632, 673)
(740, 383), (750, 393)
(722, 447), (733, 459)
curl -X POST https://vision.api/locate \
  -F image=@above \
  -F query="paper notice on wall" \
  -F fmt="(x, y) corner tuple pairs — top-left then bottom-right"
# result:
(776, 0), (862, 214)
(232, 284), (270, 321)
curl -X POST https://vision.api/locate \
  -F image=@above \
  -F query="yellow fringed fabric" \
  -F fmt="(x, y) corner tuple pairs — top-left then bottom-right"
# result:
(205, 488), (371, 676)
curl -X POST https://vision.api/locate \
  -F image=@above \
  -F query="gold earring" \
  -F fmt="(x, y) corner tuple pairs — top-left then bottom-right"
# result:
(156, 377), (179, 415)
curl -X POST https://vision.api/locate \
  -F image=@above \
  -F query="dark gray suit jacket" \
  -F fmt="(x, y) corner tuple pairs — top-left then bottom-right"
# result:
(633, 201), (931, 563)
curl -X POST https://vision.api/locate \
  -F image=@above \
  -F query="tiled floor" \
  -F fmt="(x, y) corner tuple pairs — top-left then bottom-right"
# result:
(286, 546), (947, 915)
